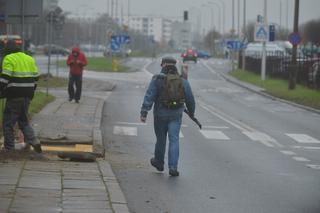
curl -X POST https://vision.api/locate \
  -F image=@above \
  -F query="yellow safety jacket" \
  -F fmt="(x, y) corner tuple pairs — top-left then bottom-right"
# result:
(0, 52), (39, 99)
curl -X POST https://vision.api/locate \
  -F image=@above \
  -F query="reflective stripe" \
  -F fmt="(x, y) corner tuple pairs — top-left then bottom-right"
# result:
(2, 69), (39, 77)
(0, 78), (9, 84)
(7, 82), (35, 87)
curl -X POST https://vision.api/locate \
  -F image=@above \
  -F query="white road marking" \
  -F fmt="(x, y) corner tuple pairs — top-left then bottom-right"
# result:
(242, 131), (274, 147)
(292, 156), (310, 162)
(286, 134), (320, 144)
(202, 61), (226, 81)
(116, 122), (147, 126)
(280, 150), (296, 155)
(200, 130), (230, 140)
(202, 126), (230, 129)
(179, 131), (184, 138)
(199, 100), (283, 148)
(306, 164), (320, 170)
(292, 146), (320, 150)
(113, 126), (137, 136)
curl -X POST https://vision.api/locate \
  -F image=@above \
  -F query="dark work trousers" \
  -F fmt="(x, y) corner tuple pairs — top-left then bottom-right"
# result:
(3, 97), (38, 150)
(68, 74), (82, 101)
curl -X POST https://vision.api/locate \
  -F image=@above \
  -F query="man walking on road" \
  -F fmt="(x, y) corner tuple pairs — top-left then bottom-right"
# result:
(0, 40), (43, 153)
(67, 47), (87, 103)
(140, 57), (195, 176)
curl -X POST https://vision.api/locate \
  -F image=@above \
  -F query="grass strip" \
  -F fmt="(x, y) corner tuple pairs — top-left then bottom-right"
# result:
(230, 69), (320, 110)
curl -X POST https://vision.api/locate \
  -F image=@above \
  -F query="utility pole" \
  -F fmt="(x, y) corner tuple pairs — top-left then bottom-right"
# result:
(289, 0), (300, 90)
(261, 0), (267, 80)
(242, 0), (246, 70)
(280, 1), (282, 29)
(237, 0), (240, 37)
(232, 0), (235, 37)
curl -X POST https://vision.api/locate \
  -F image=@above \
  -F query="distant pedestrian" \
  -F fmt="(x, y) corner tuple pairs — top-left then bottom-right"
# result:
(140, 57), (195, 177)
(0, 40), (43, 153)
(67, 47), (87, 103)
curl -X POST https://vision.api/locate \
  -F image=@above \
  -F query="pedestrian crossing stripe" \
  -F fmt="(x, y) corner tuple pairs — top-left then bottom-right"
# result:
(292, 156), (310, 162)
(113, 126), (137, 136)
(280, 150), (296, 155)
(306, 164), (320, 170)
(286, 134), (320, 144)
(199, 130), (230, 140)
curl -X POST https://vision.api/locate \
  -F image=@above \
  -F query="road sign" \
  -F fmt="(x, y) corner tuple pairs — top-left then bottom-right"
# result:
(6, 0), (43, 24)
(111, 42), (120, 51)
(226, 40), (246, 51)
(269, 25), (275, 42)
(288, 32), (302, 46)
(120, 35), (130, 44)
(254, 24), (269, 42)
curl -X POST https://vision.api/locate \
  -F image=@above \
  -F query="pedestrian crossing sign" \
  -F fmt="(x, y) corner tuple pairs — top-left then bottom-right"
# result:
(254, 24), (269, 42)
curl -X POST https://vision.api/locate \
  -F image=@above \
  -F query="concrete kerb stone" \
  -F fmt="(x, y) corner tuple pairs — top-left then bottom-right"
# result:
(221, 72), (320, 115)
(93, 99), (106, 157)
(97, 160), (129, 213)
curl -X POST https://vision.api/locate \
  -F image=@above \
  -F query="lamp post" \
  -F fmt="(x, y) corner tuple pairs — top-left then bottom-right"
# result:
(242, 0), (247, 70)
(211, 0), (225, 34)
(208, 1), (222, 33)
(261, 0), (267, 81)
(201, 4), (215, 33)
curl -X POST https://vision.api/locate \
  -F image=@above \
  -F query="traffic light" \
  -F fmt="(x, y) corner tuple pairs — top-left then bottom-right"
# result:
(184, 11), (188, 21)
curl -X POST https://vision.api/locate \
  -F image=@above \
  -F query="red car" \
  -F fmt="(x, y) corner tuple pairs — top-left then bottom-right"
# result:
(181, 49), (197, 63)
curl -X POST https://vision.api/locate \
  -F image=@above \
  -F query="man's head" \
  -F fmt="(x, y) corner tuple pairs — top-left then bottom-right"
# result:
(161, 57), (177, 67)
(72, 47), (80, 57)
(4, 39), (21, 55)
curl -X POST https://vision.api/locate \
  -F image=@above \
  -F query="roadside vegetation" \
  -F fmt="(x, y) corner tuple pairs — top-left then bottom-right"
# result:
(59, 57), (128, 72)
(230, 69), (320, 110)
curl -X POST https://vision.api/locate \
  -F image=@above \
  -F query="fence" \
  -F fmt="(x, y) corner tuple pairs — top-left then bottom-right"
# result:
(241, 51), (320, 89)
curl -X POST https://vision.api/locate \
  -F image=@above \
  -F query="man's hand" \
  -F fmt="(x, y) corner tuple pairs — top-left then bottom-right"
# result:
(140, 116), (146, 123)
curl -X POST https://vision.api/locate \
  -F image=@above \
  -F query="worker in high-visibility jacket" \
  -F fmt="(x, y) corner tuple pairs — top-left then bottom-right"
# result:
(0, 40), (43, 153)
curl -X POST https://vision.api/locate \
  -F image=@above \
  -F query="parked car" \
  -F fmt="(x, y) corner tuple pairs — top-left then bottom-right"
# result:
(244, 42), (286, 58)
(197, 50), (211, 59)
(39, 44), (70, 56)
(181, 49), (197, 63)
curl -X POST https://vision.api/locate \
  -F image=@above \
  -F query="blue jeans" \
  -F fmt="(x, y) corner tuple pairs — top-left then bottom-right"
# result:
(153, 115), (182, 169)
(3, 97), (38, 150)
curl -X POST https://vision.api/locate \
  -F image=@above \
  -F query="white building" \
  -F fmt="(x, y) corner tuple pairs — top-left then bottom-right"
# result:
(43, 0), (59, 11)
(171, 21), (192, 50)
(121, 15), (174, 43)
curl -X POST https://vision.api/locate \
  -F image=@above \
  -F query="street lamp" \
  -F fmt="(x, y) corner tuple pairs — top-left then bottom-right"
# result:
(208, 1), (222, 33)
(201, 4), (215, 33)
(210, 0), (225, 34)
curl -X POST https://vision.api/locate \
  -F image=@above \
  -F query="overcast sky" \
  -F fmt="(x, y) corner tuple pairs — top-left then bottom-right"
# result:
(59, 0), (320, 33)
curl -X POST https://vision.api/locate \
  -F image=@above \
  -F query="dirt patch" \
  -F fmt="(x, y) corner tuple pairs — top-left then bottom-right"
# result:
(0, 150), (55, 162)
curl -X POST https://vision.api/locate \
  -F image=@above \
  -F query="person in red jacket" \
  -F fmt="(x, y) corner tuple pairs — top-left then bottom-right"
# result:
(66, 47), (87, 103)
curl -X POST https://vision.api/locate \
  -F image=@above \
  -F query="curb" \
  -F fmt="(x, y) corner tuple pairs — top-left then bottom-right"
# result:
(97, 160), (130, 213)
(221, 72), (320, 115)
(93, 98), (106, 157)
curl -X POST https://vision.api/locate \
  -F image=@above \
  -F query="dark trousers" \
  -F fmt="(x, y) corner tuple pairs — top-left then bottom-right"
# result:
(3, 97), (37, 150)
(68, 74), (82, 101)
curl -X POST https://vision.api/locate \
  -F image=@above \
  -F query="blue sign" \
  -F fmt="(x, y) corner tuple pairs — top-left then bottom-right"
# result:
(288, 32), (302, 46)
(111, 35), (130, 45)
(226, 40), (246, 51)
(254, 24), (269, 42)
(111, 39), (120, 51)
(269, 25), (275, 42)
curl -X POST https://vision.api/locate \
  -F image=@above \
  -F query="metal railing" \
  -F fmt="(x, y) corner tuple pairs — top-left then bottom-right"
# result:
(241, 51), (320, 89)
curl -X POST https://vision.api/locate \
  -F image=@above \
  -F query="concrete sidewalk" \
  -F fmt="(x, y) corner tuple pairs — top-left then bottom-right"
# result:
(0, 79), (130, 213)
